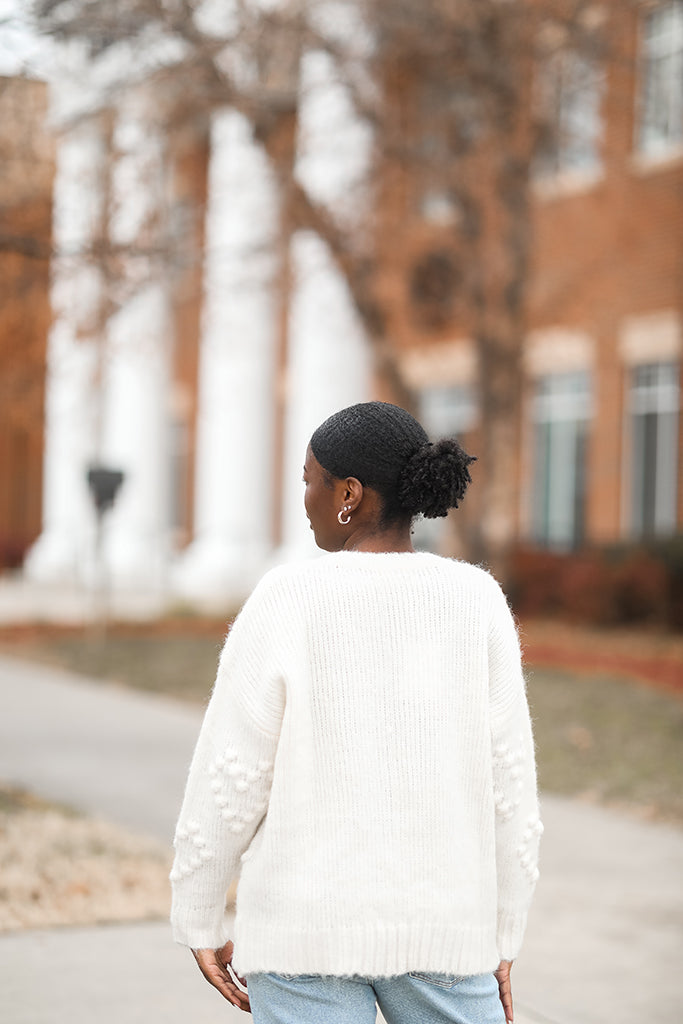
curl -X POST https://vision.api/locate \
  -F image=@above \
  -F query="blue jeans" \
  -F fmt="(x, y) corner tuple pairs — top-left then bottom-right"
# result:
(246, 971), (505, 1024)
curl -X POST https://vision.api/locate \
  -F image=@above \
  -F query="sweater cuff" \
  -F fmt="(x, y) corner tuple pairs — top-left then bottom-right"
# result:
(171, 913), (232, 951)
(496, 910), (528, 962)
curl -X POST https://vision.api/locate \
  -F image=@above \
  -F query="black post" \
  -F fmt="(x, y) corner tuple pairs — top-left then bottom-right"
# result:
(86, 466), (125, 643)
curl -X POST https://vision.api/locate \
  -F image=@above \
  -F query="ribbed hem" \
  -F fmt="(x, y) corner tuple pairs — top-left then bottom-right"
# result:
(232, 920), (500, 978)
(496, 910), (529, 962)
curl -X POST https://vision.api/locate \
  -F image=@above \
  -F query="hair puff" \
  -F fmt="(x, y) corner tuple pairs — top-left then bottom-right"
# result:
(398, 438), (477, 519)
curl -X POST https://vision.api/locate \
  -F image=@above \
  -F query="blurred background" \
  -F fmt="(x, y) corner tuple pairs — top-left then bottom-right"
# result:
(0, 1), (681, 1021)
(1, 0), (682, 617)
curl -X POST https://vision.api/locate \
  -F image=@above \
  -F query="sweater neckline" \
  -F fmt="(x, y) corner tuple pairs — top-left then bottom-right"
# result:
(324, 549), (447, 570)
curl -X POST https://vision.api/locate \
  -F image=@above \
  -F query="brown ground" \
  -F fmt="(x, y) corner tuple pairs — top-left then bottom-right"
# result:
(0, 785), (172, 933)
(1, 613), (681, 695)
(521, 619), (683, 695)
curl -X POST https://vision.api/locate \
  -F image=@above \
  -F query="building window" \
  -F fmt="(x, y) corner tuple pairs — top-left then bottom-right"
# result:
(531, 371), (591, 550)
(420, 384), (477, 438)
(415, 384), (477, 552)
(638, 2), (683, 156)
(627, 362), (679, 538)
(535, 51), (603, 178)
(414, 78), (479, 225)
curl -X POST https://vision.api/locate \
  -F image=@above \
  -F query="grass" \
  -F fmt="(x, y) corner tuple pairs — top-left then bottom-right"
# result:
(0, 628), (226, 704)
(527, 667), (683, 824)
(1, 626), (682, 824)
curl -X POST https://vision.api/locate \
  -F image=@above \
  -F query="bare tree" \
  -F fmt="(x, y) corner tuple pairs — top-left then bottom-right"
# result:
(31, 0), (615, 576)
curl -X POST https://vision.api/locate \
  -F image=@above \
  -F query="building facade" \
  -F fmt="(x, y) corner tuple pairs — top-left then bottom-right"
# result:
(19, 0), (683, 608)
(24, 36), (371, 606)
(391, 0), (683, 559)
(0, 76), (54, 569)
(526, 0), (683, 551)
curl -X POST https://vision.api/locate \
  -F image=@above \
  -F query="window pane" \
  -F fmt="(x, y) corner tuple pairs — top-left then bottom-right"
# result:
(535, 51), (603, 177)
(548, 419), (580, 545)
(561, 56), (603, 170)
(574, 421), (588, 548)
(628, 362), (680, 538)
(641, 411), (658, 536)
(532, 421), (552, 542)
(656, 411), (680, 533)
(420, 384), (477, 437)
(531, 371), (591, 549)
(639, 1), (683, 153)
(414, 384), (477, 554)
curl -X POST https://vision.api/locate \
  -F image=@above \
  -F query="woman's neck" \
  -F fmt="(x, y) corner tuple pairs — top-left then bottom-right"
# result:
(341, 525), (414, 554)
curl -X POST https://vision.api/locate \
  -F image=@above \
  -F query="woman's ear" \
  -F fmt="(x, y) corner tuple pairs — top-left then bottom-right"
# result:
(344, 477), (363, 511)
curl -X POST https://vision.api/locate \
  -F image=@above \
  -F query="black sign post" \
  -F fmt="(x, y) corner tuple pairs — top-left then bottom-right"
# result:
(86, 465), (125, 640)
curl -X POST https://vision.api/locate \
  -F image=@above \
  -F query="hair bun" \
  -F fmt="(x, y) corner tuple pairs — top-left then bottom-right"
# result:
(398, 438), (476, 518)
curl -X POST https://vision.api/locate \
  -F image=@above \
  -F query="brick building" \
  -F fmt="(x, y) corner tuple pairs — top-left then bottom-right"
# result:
(0, 76), (54, 568)
(17, 0), (683, 605)
(383, 0), (682, 557)
(526, 1), (682, 550)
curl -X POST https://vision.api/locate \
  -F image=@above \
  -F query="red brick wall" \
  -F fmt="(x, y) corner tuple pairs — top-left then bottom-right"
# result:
(379, 2), (682, 549)
(529, 2), (683, 543)
(0, 77), (54, 567)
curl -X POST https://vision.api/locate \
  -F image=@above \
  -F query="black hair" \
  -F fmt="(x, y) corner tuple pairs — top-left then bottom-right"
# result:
(309, 401), (476, 526)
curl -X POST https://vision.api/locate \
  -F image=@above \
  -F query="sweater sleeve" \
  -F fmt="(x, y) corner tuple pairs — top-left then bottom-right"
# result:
(170, 572), (287, 949)
(485, 575), (542, 962)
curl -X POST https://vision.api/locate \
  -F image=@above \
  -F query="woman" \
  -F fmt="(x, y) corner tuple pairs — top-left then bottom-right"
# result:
(170, 401), (541, 1024)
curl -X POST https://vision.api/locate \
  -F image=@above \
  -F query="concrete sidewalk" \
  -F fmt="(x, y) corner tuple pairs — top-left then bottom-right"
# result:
(0, 653), (681, 1023)
(0, 918), (554, 1024)
(0, 653), (203, 843)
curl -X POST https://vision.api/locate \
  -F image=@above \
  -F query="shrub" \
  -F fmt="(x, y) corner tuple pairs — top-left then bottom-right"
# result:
(558, 552), (618, 626)
(509, 536), (683, 629)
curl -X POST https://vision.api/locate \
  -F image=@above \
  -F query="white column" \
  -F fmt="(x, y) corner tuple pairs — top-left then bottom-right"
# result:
(172, 108), (279, 607)
(280, 232), (371, 558)
(98, 92), (173, 592)
(24, 120), (105, 584)
(278, 46), (372, 560)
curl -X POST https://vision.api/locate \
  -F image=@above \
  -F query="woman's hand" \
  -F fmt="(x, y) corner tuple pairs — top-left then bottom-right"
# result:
(494, 959), (514, 1023)
(192, 941), (251, 1012)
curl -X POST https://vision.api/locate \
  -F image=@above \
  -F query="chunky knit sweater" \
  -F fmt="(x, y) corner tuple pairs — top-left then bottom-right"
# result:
(170, 551), (541, 977)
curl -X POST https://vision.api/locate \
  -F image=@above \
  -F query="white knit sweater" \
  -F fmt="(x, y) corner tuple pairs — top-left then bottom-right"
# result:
(170, 551), (541, 977)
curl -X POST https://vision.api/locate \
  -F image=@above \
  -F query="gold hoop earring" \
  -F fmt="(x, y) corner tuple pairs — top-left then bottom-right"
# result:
(337, 506), (352, 526)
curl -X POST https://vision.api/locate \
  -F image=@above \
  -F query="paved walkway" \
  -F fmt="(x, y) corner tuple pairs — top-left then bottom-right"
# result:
(0, 653), (681, 1023)
(0, 654), (202, 843)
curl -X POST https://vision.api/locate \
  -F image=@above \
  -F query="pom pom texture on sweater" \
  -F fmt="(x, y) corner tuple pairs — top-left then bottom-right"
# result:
(170, 551), (541, 977)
